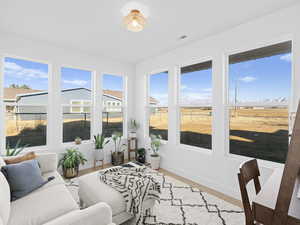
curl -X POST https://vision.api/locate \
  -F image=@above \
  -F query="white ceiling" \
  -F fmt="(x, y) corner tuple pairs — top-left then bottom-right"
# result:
(0, 0), (298, 63)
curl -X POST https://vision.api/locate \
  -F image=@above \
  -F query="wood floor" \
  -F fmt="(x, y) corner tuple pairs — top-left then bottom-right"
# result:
(78, 162), (242, 208)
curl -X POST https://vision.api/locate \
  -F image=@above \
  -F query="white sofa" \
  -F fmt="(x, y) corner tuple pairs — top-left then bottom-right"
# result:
(0, 152), (114, 225)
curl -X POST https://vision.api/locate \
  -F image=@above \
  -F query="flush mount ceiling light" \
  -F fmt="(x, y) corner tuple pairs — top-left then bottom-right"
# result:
(123, 9), (146, 32)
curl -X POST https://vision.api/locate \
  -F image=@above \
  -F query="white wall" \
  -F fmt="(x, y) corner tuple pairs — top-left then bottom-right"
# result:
(0, 32), (135, 169)
(134, 4), (300, 200)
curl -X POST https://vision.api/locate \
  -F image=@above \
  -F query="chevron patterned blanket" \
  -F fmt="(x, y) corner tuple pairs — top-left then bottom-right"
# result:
(99, 165), (160, 225)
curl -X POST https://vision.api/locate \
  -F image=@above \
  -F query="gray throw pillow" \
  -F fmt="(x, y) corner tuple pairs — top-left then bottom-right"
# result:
(1, 159), (48, 201)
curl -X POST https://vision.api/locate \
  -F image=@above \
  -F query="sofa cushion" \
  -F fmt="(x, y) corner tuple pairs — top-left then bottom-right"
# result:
(1, 160), (48, 201)
(38, 171), (65, 191)
(0, 172), (10, 225)
(8, 184), (78, 225)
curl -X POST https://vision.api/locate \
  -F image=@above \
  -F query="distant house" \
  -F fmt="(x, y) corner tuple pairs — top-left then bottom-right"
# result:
(4, 88), (158, 120)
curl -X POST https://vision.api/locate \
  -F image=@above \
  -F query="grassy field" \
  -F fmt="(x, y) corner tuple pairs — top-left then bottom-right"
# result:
(6, 108), (289, 163)
(5, 114), (123, 146)
(149, 107), (289, 163)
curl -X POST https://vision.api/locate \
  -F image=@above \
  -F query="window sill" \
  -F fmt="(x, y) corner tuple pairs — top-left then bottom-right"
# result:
(226, 152), (285, 170)
(178, 143), (212, 155)
(62, 140), (93, 147)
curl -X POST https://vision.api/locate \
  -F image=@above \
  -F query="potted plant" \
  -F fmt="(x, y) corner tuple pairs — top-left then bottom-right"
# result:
(111, 132), (127, 166)
(149, 134), (162, 170)
(58, 147), (87, 178)
(75, 137), (82, 145)
(136, 148), (146, 164)
(5, 139), (29, 156)
(93, 133), (110, 161)
(129, 119), (139, 138)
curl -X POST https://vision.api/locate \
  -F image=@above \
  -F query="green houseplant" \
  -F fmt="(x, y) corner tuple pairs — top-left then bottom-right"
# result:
(111, 132), (127, 166)
(58, 147), (87, 178)
(93, 133), (110, 161)
(149, 134), (162, 170)
(136, 148), (146, 164)
(6, 139), (29, 156)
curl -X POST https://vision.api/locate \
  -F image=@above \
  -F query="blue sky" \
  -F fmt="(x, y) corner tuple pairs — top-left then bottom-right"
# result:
(4, 57), (123, 92)
(229, 53), (291, 103)
(150, 53), (291, 104)
(61, 67), (91, 90)
(4, 53), (291, 104)
(149, 72), (168, 105)
(4, 57), (49, 90)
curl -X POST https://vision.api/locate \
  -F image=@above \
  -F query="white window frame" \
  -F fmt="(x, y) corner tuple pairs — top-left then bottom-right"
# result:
(0, 55), (51, 151)
(146, 69), (169, 142)
(224, 37), (295, 167)
(176, 57), (213, 152)
(101, 73), (127, 138)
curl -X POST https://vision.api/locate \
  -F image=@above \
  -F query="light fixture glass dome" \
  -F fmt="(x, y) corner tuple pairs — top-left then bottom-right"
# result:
(123, 9), (146, 32)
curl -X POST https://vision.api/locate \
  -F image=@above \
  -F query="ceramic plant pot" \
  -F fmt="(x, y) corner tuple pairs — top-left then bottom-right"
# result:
(150, 155), (160, 170)
(111, 152), (124, 166)
(63, 165), (79, 179)
(94, 149), (104, 161)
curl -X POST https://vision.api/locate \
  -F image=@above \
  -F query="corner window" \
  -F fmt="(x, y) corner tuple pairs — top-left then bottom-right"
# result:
(61, 67), (92, 142)
(179, 61), (213, 149)
(228, 41), (292, 163)
(148, 71), (168, 140)
(3, 57), (48, 148)
(102, 74), (124, 137)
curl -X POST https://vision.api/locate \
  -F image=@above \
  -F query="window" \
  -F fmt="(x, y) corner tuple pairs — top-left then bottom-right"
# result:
(179, 61), (212, 149)
(61, 67), (92, 143)
(228, 41), (292, 163)
(148, 71), (168, 140)
(3, 57), (48, 148)
(102, 74), (123, 137)
(70, 100), (91, 113)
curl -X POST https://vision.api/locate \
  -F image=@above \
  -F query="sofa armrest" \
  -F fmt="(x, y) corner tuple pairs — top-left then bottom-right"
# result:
(43, 202), (114, 225)
(35, 152), (58, 174)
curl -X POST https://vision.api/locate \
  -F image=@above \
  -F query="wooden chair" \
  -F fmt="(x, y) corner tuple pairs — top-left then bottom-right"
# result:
(238, 159), (261, 225)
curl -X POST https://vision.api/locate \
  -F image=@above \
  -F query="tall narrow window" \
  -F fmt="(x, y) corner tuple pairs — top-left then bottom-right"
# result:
(3, 57), (48, 148)
(228, 41), (292, 163)
(61, 67), (92, 143)
(149, 71), (168, 140)
(102, 74), (123, 137)
(179, 61), (212, 149)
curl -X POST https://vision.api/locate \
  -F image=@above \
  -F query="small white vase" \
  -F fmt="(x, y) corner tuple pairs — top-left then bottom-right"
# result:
(150, 156), (160, 170)
(129, 132), (137, 138)
(94, 149), (104, 161)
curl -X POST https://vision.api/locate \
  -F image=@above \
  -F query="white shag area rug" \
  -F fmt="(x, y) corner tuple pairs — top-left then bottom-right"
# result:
(65, 169), (244, 225)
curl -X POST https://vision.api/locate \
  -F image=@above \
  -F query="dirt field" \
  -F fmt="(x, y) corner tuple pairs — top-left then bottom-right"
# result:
(149, 107), (289, 163)
(5, 114), (123, 146)
(6, 108), (289, 163)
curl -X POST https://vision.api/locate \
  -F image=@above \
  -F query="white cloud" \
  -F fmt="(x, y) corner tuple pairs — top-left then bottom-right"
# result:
(239, 76), (257, 83)
(180, 92), (212, 104)
(280, 53), (292, 62)
(63, 79), (88, 86)
(4, 62), (47, 79)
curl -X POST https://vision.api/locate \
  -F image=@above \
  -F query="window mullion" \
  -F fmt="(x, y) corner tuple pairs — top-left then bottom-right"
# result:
(0, 55), (5, 152)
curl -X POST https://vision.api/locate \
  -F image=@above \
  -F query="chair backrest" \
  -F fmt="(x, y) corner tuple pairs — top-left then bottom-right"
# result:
(0, 169), (11, 225)
(238, 159), (261, 225)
